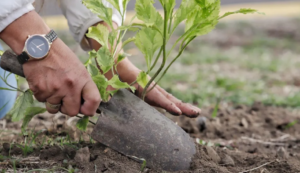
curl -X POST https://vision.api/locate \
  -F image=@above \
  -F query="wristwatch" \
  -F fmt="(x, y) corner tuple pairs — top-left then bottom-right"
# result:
(17, 29), (58, 64)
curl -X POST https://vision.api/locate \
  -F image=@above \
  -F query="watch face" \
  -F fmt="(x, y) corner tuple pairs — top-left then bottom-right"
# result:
(25, 35), (50, 59)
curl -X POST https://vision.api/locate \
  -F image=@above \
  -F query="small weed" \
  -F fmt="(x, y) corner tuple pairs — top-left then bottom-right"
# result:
(12, 159), (17, 173)
(196, 138), (214, 147)
(16, 129), (46, 156)
(141, 159), (147, 172)
(215, 77), (245, 92)
(285, 120), (297, 129)
(211, 98), (221, 118)
(16, 143), (33, 157)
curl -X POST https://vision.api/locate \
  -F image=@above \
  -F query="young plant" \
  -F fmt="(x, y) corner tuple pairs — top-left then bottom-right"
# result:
(0, 0), (262, 132)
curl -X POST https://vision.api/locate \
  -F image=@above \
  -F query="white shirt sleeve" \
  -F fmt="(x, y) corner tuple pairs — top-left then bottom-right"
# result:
(0, 0), (35, 32)
(59, 0), (124, 51)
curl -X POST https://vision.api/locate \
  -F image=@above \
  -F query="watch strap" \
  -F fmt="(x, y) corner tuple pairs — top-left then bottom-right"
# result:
(17, 51), (30, 65)
(45, 29), (57, 43)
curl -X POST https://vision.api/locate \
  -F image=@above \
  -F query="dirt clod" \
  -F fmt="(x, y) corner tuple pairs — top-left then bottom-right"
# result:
(276, 147), (289, 160)
(74, 147), (90, 163)
(204, 146), (220, 163)
(220, 154), (235, 166)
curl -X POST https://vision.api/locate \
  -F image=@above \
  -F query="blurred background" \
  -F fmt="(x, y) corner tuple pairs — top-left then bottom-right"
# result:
(4, 0), (300, 109)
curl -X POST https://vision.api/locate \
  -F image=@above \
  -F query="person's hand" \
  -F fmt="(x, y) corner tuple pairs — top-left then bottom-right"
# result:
(0, 11), (101, 117)
(133, 81), (201, 117)
(24, 38), (101, 116)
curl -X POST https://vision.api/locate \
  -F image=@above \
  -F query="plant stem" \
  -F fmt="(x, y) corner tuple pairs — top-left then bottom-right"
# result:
(149, 48), (163, 72)
(0, 75), (23, 93)
(142, 6), (168, 100)
(167, 21), (211, 58)
(168, 9), (173, 36)
(146, 37), (196, 94)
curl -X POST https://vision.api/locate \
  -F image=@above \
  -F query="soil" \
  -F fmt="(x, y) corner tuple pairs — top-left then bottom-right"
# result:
(1, 103), (300, 172)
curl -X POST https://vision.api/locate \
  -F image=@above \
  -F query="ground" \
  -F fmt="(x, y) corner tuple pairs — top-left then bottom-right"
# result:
(1, 17), (300, 172)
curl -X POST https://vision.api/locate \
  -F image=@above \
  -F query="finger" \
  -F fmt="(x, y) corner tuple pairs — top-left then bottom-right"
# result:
(80, 80), (101, 116)
(45, 96), (62, 114)
(28, 80), (51, 102)
(145, 87), (182, 115)
(156, 85), (201, 117)
(61, 91), (81, 117)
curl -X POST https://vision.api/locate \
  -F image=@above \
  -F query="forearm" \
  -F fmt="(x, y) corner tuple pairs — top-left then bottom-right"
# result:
(0, 11), (50, 55)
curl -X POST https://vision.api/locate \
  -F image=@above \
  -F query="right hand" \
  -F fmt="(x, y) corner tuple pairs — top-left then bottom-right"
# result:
(0, 11), (101, 117)
(23, 38), (101, 116)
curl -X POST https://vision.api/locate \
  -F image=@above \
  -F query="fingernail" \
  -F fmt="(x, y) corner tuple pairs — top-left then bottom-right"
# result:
(174, 106), (182, 115)
(191, 105), (201, 111)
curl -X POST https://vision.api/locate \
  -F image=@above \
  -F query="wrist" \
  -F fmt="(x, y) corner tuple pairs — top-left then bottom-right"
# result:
(0, 11), (50, 55)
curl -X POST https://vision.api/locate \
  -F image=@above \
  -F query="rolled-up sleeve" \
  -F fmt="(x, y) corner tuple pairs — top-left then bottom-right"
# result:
(0, 0), (35, 32)
(59, 0), (123, 51)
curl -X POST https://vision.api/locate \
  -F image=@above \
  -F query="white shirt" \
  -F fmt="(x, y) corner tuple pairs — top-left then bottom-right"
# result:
(0, 0), (123, 51)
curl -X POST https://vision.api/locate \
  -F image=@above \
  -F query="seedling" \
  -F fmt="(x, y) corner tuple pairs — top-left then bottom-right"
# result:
(15, 143), (33, 157)
(141, 159), (147, 172)
(285, 120), (297, 129)
(211, 97), (221, 118)
(0, 0), (262, 131)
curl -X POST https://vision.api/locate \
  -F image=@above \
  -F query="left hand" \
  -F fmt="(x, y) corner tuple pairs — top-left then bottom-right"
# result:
(133, 81), (201, 117)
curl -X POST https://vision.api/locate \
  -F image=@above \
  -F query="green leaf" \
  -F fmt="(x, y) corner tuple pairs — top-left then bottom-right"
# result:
(117, 53), (127, 64)
(96, 47), (114, 74)
(106, 0), (121, 14)
(85, 50), (97, 66)
(87, 64), (99, 77)
(136, 71), (149, 88)
(135, 27), (163, 70)
(9, 90), (34, 122)
(0, 50), (3, 56)
(21, 107), (47, 134)
(219, 8), (263, 20)
(122, 0), (131, 14)
(108, 30), (118, 50)
(86, 24), (109, 49)
(89, 49), (97, 58)
(118, 25), (140, 31)
(195, 0), (215, 7)
(108, 90), (118, 96)
(108, 75), (135, 92)
(122, 37), (136, 48)
(92, 74), (109, 102)
(83, 0), (113, 28)
(185, 0), (220, 38)
(0, 102), (8, 112)
(135, 0), (163, 30)
(76, 116), (89, 131)
(172, 0), (197, 32)
(161, 0), (176, 20)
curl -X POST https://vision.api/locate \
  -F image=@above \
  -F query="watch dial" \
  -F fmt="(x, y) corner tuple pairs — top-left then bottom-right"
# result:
(26, 35), (50, 59)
